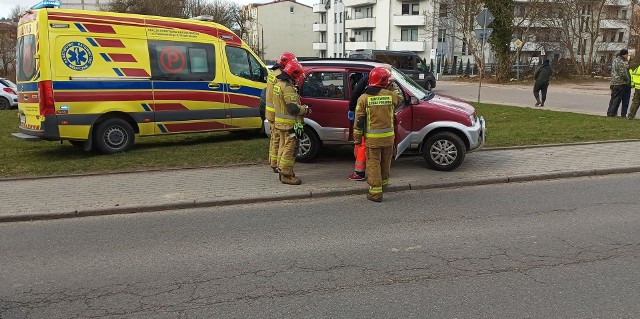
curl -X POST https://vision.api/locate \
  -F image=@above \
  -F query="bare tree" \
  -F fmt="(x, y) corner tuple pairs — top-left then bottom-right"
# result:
(9, 4), (27, 22)
(0, 23), (16, 78)
(427, 0), (486, 76)
(183, 0), (240, 28)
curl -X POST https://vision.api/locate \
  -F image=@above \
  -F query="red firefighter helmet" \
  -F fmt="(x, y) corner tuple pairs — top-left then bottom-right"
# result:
(282, 60), (305, 82)
(368, 66), (391, 87)
(277, 52), (297, 68)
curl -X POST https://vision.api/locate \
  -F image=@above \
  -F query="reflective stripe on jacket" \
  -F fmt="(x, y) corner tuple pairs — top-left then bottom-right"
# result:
(265, 68), (282, 122)
(273, 80), (305, 130)
(631, 66), (640, 89)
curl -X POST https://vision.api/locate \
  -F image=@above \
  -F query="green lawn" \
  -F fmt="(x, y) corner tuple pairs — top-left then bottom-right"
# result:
(1, 104), (639, 178)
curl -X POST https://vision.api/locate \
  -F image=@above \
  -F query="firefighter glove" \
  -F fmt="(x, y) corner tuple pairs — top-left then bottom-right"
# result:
(293, 122), (304, 138)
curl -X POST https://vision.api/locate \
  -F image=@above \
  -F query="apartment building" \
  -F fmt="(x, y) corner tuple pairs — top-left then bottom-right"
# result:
(312, 0), (438, 61)
(511, 0), (635, 65)
(312, 0), (635, 72)
(244, 0), (316, 62)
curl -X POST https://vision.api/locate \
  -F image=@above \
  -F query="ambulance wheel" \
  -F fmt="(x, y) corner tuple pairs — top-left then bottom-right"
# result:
(94, 118), (135, 154)
(422, 131), (465, 171)
(295, 126), (321, 162)
(0, 97), (9, 110)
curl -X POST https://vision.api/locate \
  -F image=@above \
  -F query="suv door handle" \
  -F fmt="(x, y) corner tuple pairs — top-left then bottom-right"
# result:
(229, 84), (241, 90)
(208, 83), (220, 89)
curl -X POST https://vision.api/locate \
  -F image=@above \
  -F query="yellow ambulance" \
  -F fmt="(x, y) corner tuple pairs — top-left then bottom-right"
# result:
(13, 1), (268, 154)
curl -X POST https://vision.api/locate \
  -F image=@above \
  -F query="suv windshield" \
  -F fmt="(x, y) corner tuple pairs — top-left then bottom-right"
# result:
(391, 67), (434, 101)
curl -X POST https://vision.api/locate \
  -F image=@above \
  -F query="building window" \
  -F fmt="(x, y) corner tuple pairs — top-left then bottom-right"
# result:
(401, 28), (418, 41)
(335, 12), (337, 22)
(339, 12), (342, 23)
(290, 6), (294, 13)
(402, 3), (419, 15)
(618, 31), (624, 42)
(439, 4), (448, 17)
(365, 30), (373, 42)
(334, 33), (337, 43)
(438, 29), (446, 42)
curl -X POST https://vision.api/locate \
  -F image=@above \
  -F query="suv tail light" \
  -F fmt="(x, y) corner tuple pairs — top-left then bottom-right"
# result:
(3, 87), (16, 95)
(38, 81), (55, 116)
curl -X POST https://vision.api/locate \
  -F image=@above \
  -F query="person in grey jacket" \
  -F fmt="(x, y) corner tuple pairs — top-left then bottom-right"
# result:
(533, 59), (553, 107)
(607, 49), (631, 117)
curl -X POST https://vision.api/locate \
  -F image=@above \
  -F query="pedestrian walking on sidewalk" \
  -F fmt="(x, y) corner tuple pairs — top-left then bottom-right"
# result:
(273, 61), (311, 185)
(265, 52), (297, 173)
(533, 59), (553, 107)
(607, 49), (631, 117)
(353, 66), (402, 202)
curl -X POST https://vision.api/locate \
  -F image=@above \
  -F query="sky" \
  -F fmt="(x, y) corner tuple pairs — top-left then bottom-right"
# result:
(1, 0), (316, 19)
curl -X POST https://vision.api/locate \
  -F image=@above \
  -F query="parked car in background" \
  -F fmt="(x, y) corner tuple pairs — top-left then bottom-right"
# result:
(0, 77), (18, 110)
(348, 49), (437, 90)
(264, 59), (485, 171)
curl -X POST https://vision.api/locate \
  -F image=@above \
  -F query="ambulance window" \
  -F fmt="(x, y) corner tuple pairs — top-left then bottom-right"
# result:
(189, 48), (208, 73)
(17, 35), (37, 82)
(226, 46), (266, 83)
(148, 41), (215, 81)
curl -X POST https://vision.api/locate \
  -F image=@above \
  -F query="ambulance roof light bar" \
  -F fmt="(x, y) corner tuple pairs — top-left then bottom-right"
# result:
(31, 0), (61, 10)
(190, 15), (215, 22)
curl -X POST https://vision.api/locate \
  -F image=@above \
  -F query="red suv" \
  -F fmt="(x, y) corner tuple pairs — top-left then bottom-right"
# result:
(265, 59), (485, 171)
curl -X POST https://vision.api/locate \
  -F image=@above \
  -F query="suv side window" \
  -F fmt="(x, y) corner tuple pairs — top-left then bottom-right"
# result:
(301, 71), (345, 99)
(225, 46), (266, 82)
(149, 41), (215, 81)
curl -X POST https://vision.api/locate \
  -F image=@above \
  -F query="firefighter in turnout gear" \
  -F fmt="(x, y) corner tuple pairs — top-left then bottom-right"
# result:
(353, 66), (402, 202)
(273, 60), (311, 185)
(266, 52), (297, 173)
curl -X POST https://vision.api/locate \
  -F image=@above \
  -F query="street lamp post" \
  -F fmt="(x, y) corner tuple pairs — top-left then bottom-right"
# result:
(255, 21), (265, 61)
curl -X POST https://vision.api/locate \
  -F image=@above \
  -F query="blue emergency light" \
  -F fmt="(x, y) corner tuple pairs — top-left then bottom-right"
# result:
(31, 0), (61, 9)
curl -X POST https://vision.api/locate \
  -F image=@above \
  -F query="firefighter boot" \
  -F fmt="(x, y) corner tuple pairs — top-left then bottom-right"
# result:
(279, 173), (302, 185)
(367, 193), (382, 202)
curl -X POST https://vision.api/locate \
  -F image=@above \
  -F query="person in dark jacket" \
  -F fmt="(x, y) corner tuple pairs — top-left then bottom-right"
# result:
(533, 59), (553, 107)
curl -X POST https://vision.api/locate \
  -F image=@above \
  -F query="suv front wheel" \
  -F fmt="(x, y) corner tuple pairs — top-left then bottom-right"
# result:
(422, 131), (466, 171)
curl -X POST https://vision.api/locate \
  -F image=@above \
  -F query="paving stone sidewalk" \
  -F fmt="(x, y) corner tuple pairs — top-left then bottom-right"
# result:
(2, 141), (640, 222)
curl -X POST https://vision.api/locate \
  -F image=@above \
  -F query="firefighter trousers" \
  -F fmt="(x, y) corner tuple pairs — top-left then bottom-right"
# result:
(268, 121), (280, 169)
(276, 128), (299, 183)
(366, 146), (392, 201)
(353, 137), (366, 174)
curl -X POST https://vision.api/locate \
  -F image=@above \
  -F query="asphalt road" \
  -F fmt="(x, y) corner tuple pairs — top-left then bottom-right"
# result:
(435, 79), (612, 116)
(2, 173), (640, 318)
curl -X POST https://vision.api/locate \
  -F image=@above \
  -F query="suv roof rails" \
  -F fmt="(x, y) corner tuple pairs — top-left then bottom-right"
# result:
(297, 57), (385, 64)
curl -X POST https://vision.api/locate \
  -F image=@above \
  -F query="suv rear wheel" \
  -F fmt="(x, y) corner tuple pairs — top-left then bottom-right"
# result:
(422, 132), (465, 171)
(295, 126), (321, 162)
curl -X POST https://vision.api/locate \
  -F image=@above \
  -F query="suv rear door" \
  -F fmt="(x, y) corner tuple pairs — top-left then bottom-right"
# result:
(299, 68), (350, 142)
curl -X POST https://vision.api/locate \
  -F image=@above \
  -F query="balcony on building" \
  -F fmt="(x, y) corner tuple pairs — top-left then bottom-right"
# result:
(392, 14), (427, 26)
(344, 41), (376, 51)
(345, 13), (376, 29)
(313, 42), (328, 50)
(600, 19), (627, 29)
(600, 42), (627, 52)
(313, 2), (327, 13)
(390, 40), (426, 52)
(343, 0), (376, 7)
(313, 23), (327, 32)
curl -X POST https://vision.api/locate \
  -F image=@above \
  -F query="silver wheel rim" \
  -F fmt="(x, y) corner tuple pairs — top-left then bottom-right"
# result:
(430, 139), (457, 166)
(103, 126), (128, 150)
(296, 133), (311, 158)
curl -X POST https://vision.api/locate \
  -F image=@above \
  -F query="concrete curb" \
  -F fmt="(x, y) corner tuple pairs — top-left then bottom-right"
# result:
(3, 166), (640, 223)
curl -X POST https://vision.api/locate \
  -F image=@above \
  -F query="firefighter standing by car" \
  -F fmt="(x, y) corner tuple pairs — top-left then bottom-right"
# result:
(273, 60), (311, 185)
(353, 66), (402, 202)
(266, 52), (298, 173)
